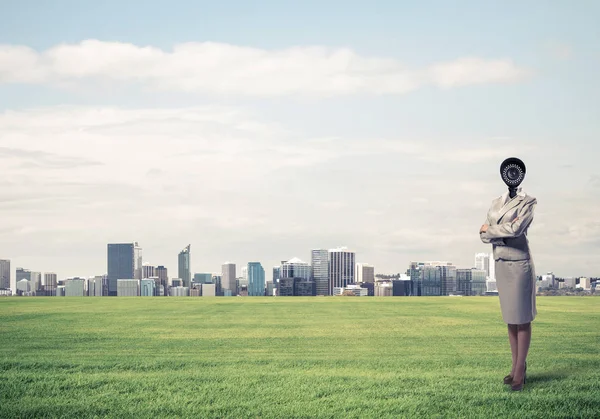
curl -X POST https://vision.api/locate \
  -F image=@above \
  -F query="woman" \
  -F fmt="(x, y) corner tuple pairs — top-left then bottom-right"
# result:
(479, 157), (537, 392)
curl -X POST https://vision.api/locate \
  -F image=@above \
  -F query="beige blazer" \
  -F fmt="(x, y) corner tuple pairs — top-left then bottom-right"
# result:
(480, 187), (537, 261)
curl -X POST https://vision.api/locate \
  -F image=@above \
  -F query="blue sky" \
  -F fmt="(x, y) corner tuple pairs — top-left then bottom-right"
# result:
(0, 1), (599, 284)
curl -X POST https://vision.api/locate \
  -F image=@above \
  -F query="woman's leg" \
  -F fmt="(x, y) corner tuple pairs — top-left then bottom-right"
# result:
(508, 324), (519, 376)
(513, 322), (532, 382)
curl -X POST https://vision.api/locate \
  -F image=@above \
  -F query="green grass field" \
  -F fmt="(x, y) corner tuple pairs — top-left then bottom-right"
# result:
(1, 296), (599, 418)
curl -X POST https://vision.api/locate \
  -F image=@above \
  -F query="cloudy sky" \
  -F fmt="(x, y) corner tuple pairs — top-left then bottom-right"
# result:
(1, 1), (599, 288)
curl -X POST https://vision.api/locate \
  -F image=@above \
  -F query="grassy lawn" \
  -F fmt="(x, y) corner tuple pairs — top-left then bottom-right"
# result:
(1, 296), (599, 418)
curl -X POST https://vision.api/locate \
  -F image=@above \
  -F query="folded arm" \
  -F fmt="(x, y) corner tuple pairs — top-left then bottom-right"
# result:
(484, 198), (537, 239)
(480, 213), (506, 245)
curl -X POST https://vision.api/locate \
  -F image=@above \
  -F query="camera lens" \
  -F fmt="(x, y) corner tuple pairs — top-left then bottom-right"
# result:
(502, 163), (523, 185)
(507, 167), (520, 181)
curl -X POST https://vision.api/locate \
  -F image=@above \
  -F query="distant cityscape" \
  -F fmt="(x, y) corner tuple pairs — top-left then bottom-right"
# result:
(0, 243), (598, 297)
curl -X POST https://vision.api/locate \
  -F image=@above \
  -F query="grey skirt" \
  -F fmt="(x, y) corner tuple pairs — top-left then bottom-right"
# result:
(495, 258), (537, 325)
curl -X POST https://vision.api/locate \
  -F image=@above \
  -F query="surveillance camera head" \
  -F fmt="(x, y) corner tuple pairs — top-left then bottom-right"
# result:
(500, 157), (526, 189)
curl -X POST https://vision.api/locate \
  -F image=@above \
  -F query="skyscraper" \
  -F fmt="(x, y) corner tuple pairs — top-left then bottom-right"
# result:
(16, 268), (31, 291)
(142, 264), (156, 279)
(178, 245), (191, 288)
(424, 261), (457, 296)
(281, 257), (311, 280)
(311, 249), (329, 296)
(29, 271), (41, 293)
(247, 262), (265, 296)
(328, 247), (355, 295)
(222, 262), (236, 296)
(355, 263), (375, 283)
(107, 242), (142, 296)
(475, 253), (491, 279)
(0, 259), (10, 290)
(44, 272), (57, 288)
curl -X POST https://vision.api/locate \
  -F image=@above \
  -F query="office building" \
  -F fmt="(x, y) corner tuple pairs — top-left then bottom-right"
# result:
(272, 266), (281, 289)
(475, 253), (491, 279)
(193, 273), (213, 284)
(202, 283), (216, 296)
(142, 264), (156, 279)
(140, 279), (155, 296)
(28, 271), (41, 293)
(65, 278), (86, 296)
(471, 269), (487, 295)
(87, 276), (104, 296)
(212, 275), (222, 296)
(328, 247), (355, 295)
(355, 263), (375, 283)
(222, 262), (237, 296)
(0, 259), (10, 290)
(178, 245), (191, 288)
(311, 249), (329, 296)
(117, 279), (140, 296)
(170, 286), (189, 297)
(107, 242), (142, 296)
(44, 272), (57, 288)
(281, 257), (311, 280)
(16, 278), (32, 295)
(156, 266), (168, 295)
(247, 262), (265, 296)
(580, 277), (591, 290)
(424, 262), (456, 296)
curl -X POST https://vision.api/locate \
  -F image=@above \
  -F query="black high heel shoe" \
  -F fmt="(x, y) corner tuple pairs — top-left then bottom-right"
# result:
(511, 362), (527, 391)
(504, 361), (526, 385)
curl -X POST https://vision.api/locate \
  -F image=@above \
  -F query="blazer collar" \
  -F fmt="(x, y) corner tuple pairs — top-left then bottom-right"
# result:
(496, 187), (526, 222)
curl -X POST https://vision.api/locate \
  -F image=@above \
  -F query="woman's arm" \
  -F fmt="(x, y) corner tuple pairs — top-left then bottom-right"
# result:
(480, 212), (506, 245)
(484, 198), (537, 239)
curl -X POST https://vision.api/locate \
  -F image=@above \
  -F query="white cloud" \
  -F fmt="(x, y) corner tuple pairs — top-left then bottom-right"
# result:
(0, 40), (530, 96)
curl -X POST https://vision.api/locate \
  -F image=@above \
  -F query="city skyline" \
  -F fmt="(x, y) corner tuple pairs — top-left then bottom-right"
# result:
(1, 2), (599, 279)
(2, 242), (596, 292)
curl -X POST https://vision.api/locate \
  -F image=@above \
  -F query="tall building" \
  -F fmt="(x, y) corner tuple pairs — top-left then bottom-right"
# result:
(16, 268), (34, 293)
(475, 253), (491, 279)
(193, 273), (213, 284)
(281, 257), (311, 280)
(272, 266), (281, 288)
(311, 249), (329, 296)
(30, 271), (41, 293)
(107, 242), (142, 296)
(471, 269), (487, 295)
(88, 276), (104, 297)
(247, 262), (265, 296)
(178, 245), (191, 288)
(140, 279), (155, 296)
(355, 263), (375, 283)
(328, 247), (355, 295)
(541, 272), (556, 289)
(222, 262), (237, 296)
(43, 272), (58, 296)
(17, 278), (32, 295)
(142, 264), (156, 279)
(44, 272), (57, 288)
(212, 275), (222, 295)
(117, 279), (140, 296)
(488, 252), (496, 281)
(64, 278), (85, 297)
(424, 261), (457, 296)
(0, 259), (10, 290)
(156, 265), (168, 295)
(241, 266), (248, 280)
